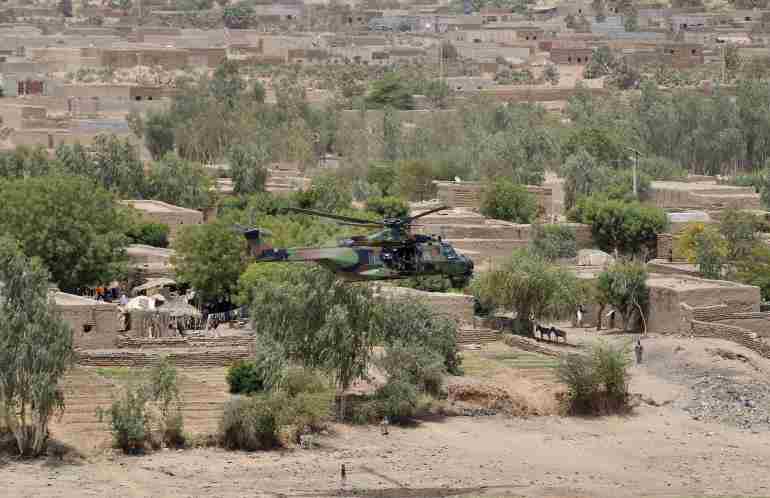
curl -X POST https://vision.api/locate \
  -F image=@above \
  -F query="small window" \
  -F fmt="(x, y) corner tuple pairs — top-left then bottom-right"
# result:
(568, 56), (572, 62)
(147, 96), (153, 100)
(578, 8), (582, 13)
(287, 14), (293, 20)
(135, 95), (141, 101)
(691, 49), (696, 55)
(525, 35), (529, 40)
(533, 35), (537, 40)
(577, 57), (581, 63)
(745, 16), (752, 21)
(83, 324), (93, 333)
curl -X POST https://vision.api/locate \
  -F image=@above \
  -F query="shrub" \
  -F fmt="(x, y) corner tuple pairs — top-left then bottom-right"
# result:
(219, 395), (279, 451)
(147, 358), (185, 448)
(365, 196), (409, 218)
(127, 221), (169, 248)
(480, 180), (538, 223)
(556, 341), (631, 415)
(569, 197), (668, 256)
(379, 342), (446, 397)
(375, 377), (418, 424)
(530, 224), (577, 260)
(283, 390), (333, 434)
(102, 386), (150, 454)
(282, 367), (329, 397)
(227, 361), (265, 395)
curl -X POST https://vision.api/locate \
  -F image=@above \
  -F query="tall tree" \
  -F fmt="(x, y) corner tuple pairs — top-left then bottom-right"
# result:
(472, 249), (581, 334)
(171, 220), (246, 304)
(145, 153), (213, 210)
(597, 260), (648, 332)
(0, 237), (74, 457)
(227, 142), (269, 196)
(0, 175), (131, 291)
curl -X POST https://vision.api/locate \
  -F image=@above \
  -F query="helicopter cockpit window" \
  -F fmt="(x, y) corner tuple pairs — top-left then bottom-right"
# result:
(440, 244), (457, 259)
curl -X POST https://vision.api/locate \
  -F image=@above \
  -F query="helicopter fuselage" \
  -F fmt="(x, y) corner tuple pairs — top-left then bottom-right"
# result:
(248, 232), (474, 286)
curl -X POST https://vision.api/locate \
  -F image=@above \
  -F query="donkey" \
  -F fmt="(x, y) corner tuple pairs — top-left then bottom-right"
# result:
(551, 327), (567, 343)
(536, 324), (552, 342)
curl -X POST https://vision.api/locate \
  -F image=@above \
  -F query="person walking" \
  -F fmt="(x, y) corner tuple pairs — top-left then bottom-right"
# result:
(635, 339), (644, 364)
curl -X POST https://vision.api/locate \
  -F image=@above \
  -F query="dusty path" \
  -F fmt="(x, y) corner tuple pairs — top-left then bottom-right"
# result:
(4, 406), (770, 498)
(6, 333), (770, 498)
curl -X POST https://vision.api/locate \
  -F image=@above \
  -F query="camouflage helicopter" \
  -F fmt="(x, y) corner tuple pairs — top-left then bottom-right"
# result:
(241, 206), (474, 287)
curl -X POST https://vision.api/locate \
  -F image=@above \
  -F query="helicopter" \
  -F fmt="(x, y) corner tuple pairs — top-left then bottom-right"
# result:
(241, 206), (474, 287)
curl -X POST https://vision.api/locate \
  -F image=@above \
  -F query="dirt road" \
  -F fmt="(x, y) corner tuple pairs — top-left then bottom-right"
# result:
(4, 333), (770, 498)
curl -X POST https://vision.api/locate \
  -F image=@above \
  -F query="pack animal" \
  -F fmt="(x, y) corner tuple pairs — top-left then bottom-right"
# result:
(536, 324), (552, 341)
(551, 327), (567, 343)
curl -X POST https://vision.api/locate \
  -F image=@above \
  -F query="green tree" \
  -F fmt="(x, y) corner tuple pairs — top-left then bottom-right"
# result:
(596, 260), (648, 332)
(367, 162), (399, 197)
(143, 112), (176, 160)
(720, 208), (758, 262)
(0, 146), (53, 179)
(472, 249), (581, 334)
(382, 106), (402, 162)
(209, 60), (245, 110)
(570, 197), (668, 256)
(227, 142), (269, 196)
(365, 196), (409, 218)
(0, 175), (130, 291)
(365, 72), (415, 110)
(562, 149), (602, 210)
(735, 243), (770, 301)
(172, 220), (246, 303)
(530, 224), (578, 261)
(145, 153), (212, 210)
(249, 267), (382, 417)
(126, 219), (170, 248)
(694, 227), (727, 279)
(294, 174), (352, 212)
(480, 180), (538, 223)
(0, 237), (74, 457)
(88, 134), (146, 198)
(397, 160), (436, 201)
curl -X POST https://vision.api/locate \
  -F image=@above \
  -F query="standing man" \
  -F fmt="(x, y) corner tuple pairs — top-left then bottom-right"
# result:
(635, 339), (644, 364)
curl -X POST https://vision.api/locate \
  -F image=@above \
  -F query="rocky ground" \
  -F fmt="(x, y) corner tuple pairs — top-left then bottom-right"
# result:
(4, 330), (770, 497)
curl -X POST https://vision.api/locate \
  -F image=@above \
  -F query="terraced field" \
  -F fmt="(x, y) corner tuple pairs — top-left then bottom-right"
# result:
(462, 342), (560, 383)
(49, 366), (230, 453)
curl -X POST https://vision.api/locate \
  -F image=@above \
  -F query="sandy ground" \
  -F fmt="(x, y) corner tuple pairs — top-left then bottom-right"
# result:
(4, 332), (770, 498)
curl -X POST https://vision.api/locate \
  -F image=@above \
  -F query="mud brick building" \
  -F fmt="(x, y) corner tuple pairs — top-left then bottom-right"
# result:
(54, 292), (121, 349)
(121, 200), (203, 239)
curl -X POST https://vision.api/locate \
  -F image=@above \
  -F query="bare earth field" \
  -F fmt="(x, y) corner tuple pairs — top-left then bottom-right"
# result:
(4, 330), (770, 498)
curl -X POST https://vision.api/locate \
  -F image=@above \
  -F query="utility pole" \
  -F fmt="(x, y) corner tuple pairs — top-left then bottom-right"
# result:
(626, 146), (640, 198)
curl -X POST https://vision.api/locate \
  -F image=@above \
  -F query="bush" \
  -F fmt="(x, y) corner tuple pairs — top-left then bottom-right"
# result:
(530, 224), (577, 260)
(375, 377), (418, 424)
(638, 156), (686, 181)
(219, 395), (279, 451)
(227, 361), (265, 395)
(365, 196), (409, 218)
(556, 341), (631, 415)
(379, 342), (445, 397)
(480, 180), (538, 223)
(102, 386), (150, 454)
(282, 367), (329, 397)
(569, 197), (668, 256)
(283, 390), (333, 434)
(127, 221), (170, 248)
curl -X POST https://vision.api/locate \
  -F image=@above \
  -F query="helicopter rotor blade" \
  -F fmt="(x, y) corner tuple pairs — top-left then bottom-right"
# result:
(285, 207), (384, 226)
(407, 206), (449, 223)
(337, 221), (385, 228)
